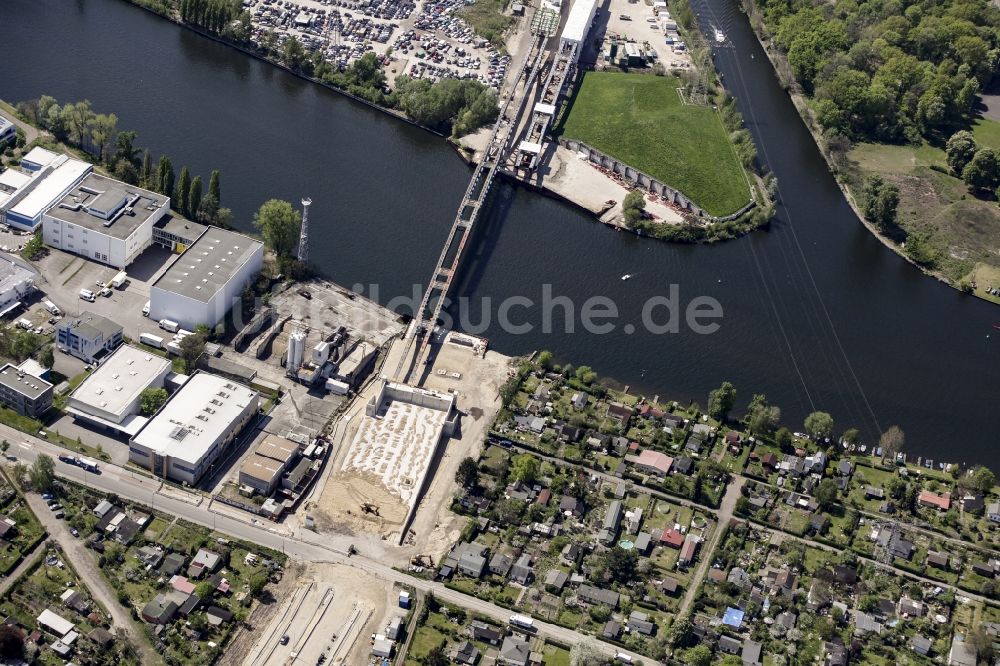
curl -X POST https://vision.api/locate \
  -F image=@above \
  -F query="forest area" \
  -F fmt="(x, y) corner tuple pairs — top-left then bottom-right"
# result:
(745, 0), (1000, 299)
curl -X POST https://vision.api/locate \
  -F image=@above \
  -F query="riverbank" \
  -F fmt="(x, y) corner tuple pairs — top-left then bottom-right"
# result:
(738, 0), (1000, 307)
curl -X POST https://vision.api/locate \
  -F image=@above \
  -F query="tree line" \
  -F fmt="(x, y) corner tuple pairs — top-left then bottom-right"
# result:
(749, 0), (999, 143)
(178, 0), (242, 34)
(15, 96), (232, 226)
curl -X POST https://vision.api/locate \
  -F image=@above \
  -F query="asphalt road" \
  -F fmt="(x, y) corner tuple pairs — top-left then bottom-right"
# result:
(2, 424), (645, 663)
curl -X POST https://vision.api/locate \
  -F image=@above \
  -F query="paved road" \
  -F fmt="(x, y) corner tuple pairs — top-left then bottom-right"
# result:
(2, 426), (648, 664)
(678, 476), (744, 617)
(24, 492), (164, 665)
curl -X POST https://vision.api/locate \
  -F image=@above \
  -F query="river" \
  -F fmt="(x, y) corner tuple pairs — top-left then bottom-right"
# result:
(0, 0), (997, 465)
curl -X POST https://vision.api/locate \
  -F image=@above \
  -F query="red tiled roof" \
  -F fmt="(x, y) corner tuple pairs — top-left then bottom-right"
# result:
(918, 490), (951, 510)
(661, 529), (685, 548)
(635, 450), (673, 474)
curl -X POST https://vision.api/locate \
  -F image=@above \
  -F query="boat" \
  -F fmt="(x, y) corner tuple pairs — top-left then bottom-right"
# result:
(621, 274), (633, 281)
(714, 27), (725, 43)
(993, 323), (1000, 330)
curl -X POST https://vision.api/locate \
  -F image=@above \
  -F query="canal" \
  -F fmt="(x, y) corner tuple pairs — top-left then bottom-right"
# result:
(0, 0), (997, 464)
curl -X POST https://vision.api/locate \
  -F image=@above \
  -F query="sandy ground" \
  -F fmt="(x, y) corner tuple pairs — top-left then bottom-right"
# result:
(540, 145), (685, 224)
(240, 563), (394, 666)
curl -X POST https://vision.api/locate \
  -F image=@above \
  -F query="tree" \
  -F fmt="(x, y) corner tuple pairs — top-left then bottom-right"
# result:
(249, 571), (269, 598)
(962, 148), (1000, 192)
(510, 454), (538, 485)
(775, 427), (793, 452)
(425, 643), (449, 666)
(969, 626), (996, 663)
(683, 645), (713, 666)
(622, 190), (646, 227)
(603, 548), (639, 583)
(569, 641), (607, 666)
(455, 457), (479, 488)
(815, 478), (839, 509)
(804, 411), (834, 440)
(862, 175), (899, 230)
(157, 155), (175, 197)
(745, 394), (780, 436)
(946, 130), (978, 174)
(179, 332), (207, 372)
(194, 581), (215, 600)
(0, 624), (24, 661)
(188, 175), (203, 220)
(537, 350), (553, 369)
(253, 199), (301, 258)
(140, 149), (153, 187)
(879, 425), (905, 462)
(964, 465), (996, 495)
(574, 365), (596, 385)
(282, 36), (306, 70)
(209, 169), (221, 204)
(29, 454), (55, 492)
(177, 166), (191, 217)
(707, 381), (737, 421)
(842, 428), (860, 445)
(139, 387), (168, 415)
(38, 345), (54, 369)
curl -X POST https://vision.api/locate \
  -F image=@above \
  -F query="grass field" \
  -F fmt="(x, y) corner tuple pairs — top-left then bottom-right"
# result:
(556, 72), (752, 216)
(456, 0), (513, 47)
(845, 117), (1000, 288)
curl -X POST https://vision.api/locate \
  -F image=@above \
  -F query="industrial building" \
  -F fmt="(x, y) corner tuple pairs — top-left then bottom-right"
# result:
(129, 372), (259, 485)
(66, 344), (173, 437)
(559, 0), (598, 53)
(148, 227), (263, 330)
(56, 312), (123, 365)
(0, 148), (92, 231)
(0, 117), (14, 145)
(341, 380), (458, 511)
(42, 173), (169, 268)
(152, 217), (207, 253)
(0, 259), (36, 318)
(238, 433), (300, 495)
(0, 363), (53, 418)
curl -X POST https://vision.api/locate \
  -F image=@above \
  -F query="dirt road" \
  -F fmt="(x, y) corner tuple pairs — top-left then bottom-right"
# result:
(24, 492), (163, 665)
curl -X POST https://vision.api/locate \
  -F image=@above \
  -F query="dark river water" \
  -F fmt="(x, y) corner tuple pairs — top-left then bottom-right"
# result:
(1, 0), (997, 464)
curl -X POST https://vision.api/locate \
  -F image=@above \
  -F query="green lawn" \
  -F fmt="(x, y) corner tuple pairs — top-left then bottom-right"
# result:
(557, 72), (751, 216)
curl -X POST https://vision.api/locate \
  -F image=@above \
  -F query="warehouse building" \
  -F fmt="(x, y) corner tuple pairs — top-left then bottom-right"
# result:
(56, 312), (123, 365)
(559, 0), (598, 54)
(0, 149), (92, 231)
(148, 227), (263, 330)
(42, 173), (169, 268)
(66, 344), (173, 437)
(0, 259), (36, 318)
(238, 434), (300, 495)
(129, 372), (259, 485)
(0, 363), (53, 418)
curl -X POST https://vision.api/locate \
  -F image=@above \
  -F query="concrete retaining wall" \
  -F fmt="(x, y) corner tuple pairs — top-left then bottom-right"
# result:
(558, 138), (756, 222)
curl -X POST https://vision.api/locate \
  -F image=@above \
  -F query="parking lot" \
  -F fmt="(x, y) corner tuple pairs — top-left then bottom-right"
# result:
(245, 0), (515, 90)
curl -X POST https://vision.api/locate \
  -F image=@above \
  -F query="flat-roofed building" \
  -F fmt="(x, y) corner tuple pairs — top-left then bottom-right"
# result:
(0, 117), (15, 145)
(149, 227), (263, 330)
(152, 216), (206, 253)
(67, 344), (172, 437)
(56, 312), (123, 365)
(0, 150), (92, 230)
(42, 172), (169, 268)
(0, 258), (35, 318)
(239, 434), (300, 495)
(130, 372), (259, 485)
(0, 363), (53, 418)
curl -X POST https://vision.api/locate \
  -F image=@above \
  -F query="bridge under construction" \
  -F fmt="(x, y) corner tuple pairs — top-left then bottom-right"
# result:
(392, 0), (595, 385)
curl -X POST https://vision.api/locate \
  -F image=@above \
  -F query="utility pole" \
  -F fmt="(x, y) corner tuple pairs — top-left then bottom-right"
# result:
(297, 197), (311, 264)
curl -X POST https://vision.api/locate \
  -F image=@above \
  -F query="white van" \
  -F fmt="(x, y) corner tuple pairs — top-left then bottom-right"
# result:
(79, 289), (96, 302)
(159, 319), (179, 333)
(142, 301), (150, 317)
(17, 318), (32, 330)
(43, 300), (61, 316)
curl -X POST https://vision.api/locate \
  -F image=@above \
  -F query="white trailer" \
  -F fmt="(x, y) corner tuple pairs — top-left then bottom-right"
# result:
(139, 332), (164, 349)
(110, 271), (128, 289)
(159, 319), (179, 333)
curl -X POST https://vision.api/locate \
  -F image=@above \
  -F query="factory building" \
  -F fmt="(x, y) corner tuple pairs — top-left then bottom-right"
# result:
(0, 259), (36, 318)
(0, 148), (92, 231)
(42, 173), (169, 269)
(0, 363), (53, 418)
(148, 227), (263, 331)
(129, 372), (259, 485)
(559, 0), (598, 54)
(238, 434), (300, 495)
(56, 312), (123, 365)
(66, 344), (173, 437)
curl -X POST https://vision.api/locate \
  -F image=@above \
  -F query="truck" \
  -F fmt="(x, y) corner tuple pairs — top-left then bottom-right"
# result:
(139, 332), (164, 349)
(59, 455), (100, 474)
(110, 270), (128, 289)
(43, 300), (61, 316)
(509, 614), (535, 632)
(159, 319), (179, 333)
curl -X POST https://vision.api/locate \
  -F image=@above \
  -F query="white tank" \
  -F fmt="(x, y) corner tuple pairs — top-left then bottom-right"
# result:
(287, 329), (306, 370)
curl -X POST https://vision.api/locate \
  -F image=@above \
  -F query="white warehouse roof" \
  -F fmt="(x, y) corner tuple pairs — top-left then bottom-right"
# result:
(9, 154), (92, 221)
(68, 344), (171, 425)
(561, 0), (598, 44)
(131, 373), (258, 467)
(152, 227), (263, 303)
